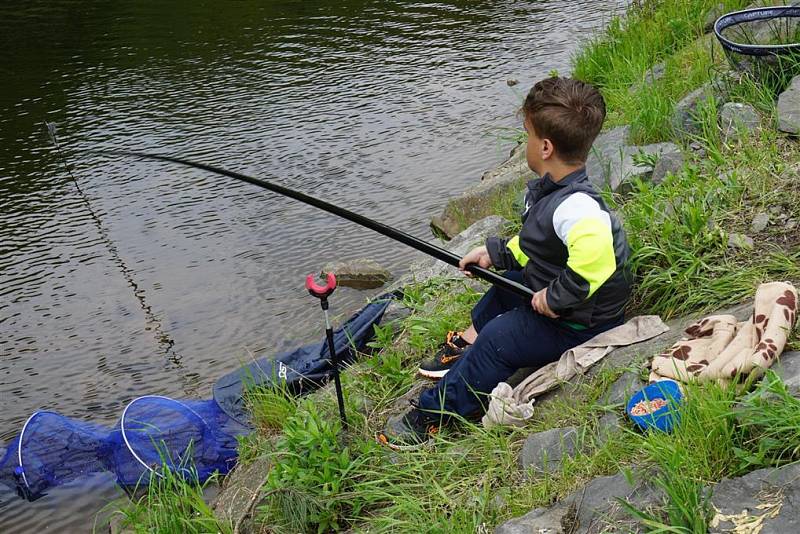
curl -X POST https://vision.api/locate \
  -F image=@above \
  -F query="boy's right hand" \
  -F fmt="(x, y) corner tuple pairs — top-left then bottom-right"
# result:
(459, 245), (493, 276)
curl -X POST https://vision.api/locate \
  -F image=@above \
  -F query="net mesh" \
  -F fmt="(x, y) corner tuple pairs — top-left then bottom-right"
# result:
(0, 293), (395, 501)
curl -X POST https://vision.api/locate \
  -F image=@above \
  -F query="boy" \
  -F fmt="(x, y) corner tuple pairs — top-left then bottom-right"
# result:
(377, 77), (632, 449)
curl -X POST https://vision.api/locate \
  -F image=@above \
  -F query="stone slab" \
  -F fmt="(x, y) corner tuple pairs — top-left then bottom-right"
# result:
(710, 463), (800, 534)
(519, 427), (581, 474)
(777, 75), (800, 135)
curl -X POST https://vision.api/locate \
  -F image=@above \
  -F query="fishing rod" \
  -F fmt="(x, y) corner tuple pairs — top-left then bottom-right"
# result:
(96, 150), (534, 299)
(45, 124), (182, 365)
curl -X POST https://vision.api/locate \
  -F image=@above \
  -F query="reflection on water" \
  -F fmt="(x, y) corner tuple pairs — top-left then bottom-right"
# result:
(0, 0), (622, 531)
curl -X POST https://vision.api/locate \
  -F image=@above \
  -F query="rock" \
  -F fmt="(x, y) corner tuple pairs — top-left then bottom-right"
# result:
(672, 83), (723, 138)
(212, 456), (272, 532)
(601, 370), (643, 407)
(777, 75), (800, 135)
(321, 259), (391, 289)
(751, 212), (770, 233)
(596, 412), (624, 446)
(519, 427), (581, 473)
(507, 78), (519, 87)
(788, 219), (797, 230)
(728, 233), (754, 250)
(381, 300), (413, 326)
(651, 151), (685, 185)
(431, 145), (531, 238)
(586, 126), (630, 188)
(495, 471), (662, 534)
(482, 143), (529, 183)
(709, 462), (800, 534)
(586, 125), (680, 192)
(704, 3), (726, 32)
(720, 102), (760, 142)
(772, 351), (800, 396)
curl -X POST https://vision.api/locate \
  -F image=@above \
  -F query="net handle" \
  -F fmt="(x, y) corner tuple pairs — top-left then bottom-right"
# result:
(120, 395), (209, 478)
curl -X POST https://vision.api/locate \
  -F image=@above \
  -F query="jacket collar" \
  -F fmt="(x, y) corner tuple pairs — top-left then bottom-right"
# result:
(527, 167), (587, 197)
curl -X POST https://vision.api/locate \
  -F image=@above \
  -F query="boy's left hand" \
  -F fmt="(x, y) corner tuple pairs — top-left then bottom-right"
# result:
(531, 288), (559, 318)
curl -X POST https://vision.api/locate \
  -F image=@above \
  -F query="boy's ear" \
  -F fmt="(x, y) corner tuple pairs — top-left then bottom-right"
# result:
(541, 138), (555, 160)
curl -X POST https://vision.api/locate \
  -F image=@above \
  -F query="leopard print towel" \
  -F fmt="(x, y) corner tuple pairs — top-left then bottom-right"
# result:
(650, 282), (798, 385)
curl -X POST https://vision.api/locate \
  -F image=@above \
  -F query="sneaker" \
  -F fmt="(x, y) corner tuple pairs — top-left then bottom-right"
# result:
(376, 408), (439, 450)
(418, 331), (471, 379)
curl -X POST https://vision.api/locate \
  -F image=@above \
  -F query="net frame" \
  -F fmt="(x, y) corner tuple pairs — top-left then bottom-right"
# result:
(714, 5), (800, 56)
(15, 410), (52, 494)
(119, 395), (209, 480)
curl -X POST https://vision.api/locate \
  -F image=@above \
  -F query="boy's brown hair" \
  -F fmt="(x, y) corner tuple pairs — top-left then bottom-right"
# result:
(522, 77), (606, 164)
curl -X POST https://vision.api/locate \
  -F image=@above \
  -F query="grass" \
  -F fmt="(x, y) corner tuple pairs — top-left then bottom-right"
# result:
(607, 127), (800, 318)
(111, 466), (229, 534)
(572, 0), (751, 143)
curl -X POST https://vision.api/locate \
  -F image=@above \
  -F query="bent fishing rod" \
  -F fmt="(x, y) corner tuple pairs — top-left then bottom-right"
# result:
(96, 150), (534, 300)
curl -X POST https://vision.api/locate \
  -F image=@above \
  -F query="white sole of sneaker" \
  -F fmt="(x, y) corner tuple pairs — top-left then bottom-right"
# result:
(417, 368), (449, 379)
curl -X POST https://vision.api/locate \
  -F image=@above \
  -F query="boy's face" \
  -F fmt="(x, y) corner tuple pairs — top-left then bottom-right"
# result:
(523, 115), (555, 176)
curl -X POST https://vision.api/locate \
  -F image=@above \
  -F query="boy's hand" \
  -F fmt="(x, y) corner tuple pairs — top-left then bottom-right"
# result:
(532, 288), (559, 318)
(459, 245), (493, 277)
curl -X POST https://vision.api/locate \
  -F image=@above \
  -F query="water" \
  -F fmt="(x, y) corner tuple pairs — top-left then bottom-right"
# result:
(0, 1), (623, 531)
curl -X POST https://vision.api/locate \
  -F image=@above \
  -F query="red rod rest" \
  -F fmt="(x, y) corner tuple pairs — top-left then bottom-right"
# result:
(306, 272), (337, 299)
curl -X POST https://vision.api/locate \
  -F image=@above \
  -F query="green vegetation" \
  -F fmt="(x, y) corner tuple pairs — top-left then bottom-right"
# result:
(111, 466), (227, 534)
(114, 0), (800, 532)
(572, 0), (749, 143)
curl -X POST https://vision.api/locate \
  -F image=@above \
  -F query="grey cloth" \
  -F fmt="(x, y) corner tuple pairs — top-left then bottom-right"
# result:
(482, 315), (669, 428)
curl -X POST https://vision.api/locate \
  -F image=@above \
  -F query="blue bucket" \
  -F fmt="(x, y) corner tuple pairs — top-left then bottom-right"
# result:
(626, 380), (683, 432)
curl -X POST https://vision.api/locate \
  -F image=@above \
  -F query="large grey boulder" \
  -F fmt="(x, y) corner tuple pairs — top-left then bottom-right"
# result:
(720, 102), (760, 142)
(431, 144), (532, 238)
(321, 258), (391, 289)
(586, 125), (680, 192)
(495, 471), (662, 534)
(709, 463), (800, 533)
(777, 75), (800, 135)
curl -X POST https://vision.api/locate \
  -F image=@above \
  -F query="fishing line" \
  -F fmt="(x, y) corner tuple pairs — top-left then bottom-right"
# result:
(95, 149), (534, 299)
(45, 123), (182, 365)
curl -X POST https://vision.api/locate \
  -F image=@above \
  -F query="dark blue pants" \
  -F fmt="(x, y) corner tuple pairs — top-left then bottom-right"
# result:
(417, 271), (622, 420)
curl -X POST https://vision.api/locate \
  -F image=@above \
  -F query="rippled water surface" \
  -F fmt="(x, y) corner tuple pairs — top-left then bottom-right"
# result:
(0, 1), (623, 531)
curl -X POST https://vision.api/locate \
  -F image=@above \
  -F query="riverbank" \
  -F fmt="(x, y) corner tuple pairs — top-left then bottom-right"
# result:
(114, 0), (800, 531)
